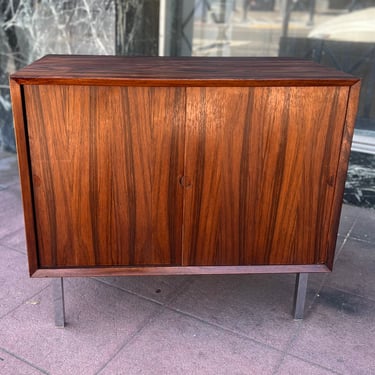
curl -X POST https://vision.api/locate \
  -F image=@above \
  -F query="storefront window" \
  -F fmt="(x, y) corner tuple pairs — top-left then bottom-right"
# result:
(185, 0), (375, 154)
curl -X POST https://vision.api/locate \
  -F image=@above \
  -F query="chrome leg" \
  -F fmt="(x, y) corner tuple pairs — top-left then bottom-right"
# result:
(293, 273), (308, 320)
(53, 278), (66, 327)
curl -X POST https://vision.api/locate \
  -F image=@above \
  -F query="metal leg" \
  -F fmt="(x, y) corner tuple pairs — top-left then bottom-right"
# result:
(53, 278), (66, 328)
(293, 273), (308, 320)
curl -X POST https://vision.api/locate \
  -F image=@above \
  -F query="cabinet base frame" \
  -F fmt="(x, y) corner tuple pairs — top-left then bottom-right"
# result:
(35, 264), (329, 278)
(53, 272), (311, 327)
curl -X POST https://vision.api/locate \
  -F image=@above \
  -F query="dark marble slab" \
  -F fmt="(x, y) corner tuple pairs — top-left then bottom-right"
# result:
(344, 151), (375, 209)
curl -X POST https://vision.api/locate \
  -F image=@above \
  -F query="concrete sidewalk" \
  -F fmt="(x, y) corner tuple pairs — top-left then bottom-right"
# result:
(0, 150), (374, 375)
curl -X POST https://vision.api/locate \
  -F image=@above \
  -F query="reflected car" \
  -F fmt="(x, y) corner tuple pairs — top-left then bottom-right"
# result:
(308, 7), (375, 42)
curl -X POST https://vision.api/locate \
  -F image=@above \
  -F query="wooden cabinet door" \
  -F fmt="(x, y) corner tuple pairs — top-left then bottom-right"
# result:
(24, 85), (185, 267)
(183, 86), (349, 266)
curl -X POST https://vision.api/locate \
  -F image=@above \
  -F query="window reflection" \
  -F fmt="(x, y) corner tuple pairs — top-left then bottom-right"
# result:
(165, 0), (375, 149)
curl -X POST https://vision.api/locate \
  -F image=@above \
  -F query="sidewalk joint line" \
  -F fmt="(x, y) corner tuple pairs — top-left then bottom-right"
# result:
(0, 346), (50, 375)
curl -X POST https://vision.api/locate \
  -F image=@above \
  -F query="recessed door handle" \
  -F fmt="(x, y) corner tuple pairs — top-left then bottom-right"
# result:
(179, 176), (192, 188)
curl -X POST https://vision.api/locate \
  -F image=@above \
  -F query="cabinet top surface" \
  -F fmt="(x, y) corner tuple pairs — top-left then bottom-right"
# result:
(11, 55), (358, 87)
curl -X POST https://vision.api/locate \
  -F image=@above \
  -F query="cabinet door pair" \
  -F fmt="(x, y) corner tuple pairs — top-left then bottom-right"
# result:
(24, 85), (349, 268)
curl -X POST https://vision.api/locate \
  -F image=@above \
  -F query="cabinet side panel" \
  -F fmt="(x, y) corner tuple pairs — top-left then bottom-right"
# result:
(183, 86), (349, 266)
(326, 81), (360, 269)
(9, 80), (38, 275)
(24, 85), (184, 267)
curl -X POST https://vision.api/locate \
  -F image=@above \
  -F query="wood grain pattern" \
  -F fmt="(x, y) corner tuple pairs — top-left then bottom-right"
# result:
(183, 86), (349, 266)
(10, 56), (361, 277)
(11, 55), (357, 87)
(24, 85), (185, 267)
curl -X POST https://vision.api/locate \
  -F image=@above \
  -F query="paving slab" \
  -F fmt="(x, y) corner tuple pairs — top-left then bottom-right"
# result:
(0, 187), (26, 252)
(276, 355), (341, 375)
(349, 207), (375, 244)
(0, 245), (48, 317)
(0, 151), (19, 187)
(323, 238), (375, 302)
(338, 204), (361, 237)
(0, 278), (162, 375)
(289, 287), (375, 375)
(166, 273), (321, 351)
(95, 275), (190, 305)
(99, 308), (283, 375)
(0, 348), (48, 375)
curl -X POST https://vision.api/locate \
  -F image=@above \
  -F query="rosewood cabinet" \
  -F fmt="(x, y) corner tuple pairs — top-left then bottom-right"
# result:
(10, 55), (360, 323)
